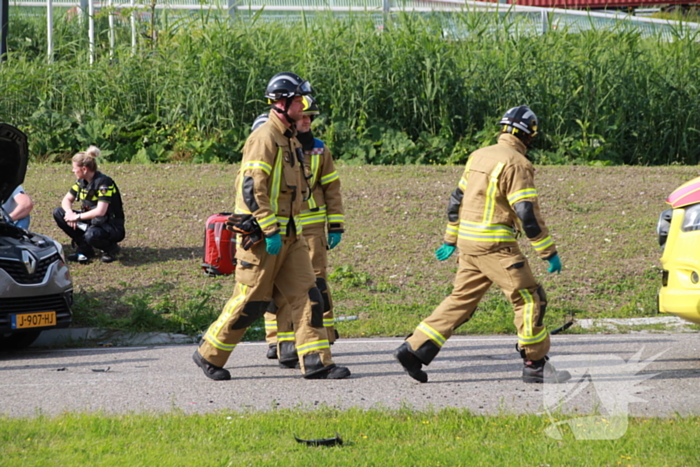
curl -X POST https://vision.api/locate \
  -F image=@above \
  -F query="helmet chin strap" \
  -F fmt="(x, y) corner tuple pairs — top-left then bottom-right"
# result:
(272, 98), (296, 124)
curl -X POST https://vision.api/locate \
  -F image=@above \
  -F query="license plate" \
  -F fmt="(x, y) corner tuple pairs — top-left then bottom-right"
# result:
(11, 311), (56, 329)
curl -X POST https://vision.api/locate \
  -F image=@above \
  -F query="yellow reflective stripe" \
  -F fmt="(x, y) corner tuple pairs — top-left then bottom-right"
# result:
(458, 176), (468, 191)
(508, 188), (537, 205)
(296, 339), (330, 356)
(300, 215), (326, 225)
(482, 162), (505, 224)
(417, 322), (446, 347)
(327, 214), (344, 223)
(458, 157), (473, 192)
(445, 224), (458, 236)
(532, 236), (554, 251)
(205, 284), (248, 351)
(458, 222), (515, 242)
(323, 318), (335, 327)
(320, 171), (339, 184)
(300, 205), (327, 217)
(270, 148), (283, 215)
(309, 154), (321, 186)
(518, 328), (548, 346)
(264, 320), (277, 330)
(519, 289), (535, 337)
(259, 214), (277, 229)
(243, 160), (272, 175)
(278, 332), (296, 342)
(235, 207), (252, 215)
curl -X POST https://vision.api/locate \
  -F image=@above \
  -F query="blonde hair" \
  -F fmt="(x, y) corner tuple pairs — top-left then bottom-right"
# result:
(72, 145), (100, 172)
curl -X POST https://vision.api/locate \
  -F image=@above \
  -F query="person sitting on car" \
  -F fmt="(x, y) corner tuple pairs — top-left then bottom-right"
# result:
(2, 185), (34, 229)
(53, 145), (125, 264)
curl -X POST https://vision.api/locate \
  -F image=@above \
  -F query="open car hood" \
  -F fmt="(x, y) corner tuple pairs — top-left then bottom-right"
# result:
(667, 176), (700, 209)
(0, 123), (28, 205)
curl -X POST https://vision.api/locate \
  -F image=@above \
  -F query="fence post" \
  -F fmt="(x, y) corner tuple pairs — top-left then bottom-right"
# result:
(541, 10), (549, 34)
(228, 0), (236, 20)
(130, 0), (136, 55)
(383, 0), (391, 26)
(47, 0), (53, 63)
(88, 0), (94, 64)
(0, 0), (7, 62)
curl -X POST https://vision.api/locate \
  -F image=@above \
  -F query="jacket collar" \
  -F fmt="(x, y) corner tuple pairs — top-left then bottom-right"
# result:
(497, 133), (528, 156)
(269, 109), (296, 138)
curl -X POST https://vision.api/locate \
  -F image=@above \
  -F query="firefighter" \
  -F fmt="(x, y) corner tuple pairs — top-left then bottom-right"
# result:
(394, 105), (570, 384)
(263, 95), (345, 366)
(193, 72), (350, 381)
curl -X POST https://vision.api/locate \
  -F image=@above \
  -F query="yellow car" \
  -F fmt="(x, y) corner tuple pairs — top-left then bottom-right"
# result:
(658, 176), (700, 324)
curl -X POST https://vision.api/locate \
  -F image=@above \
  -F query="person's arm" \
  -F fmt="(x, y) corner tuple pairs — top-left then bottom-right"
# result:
(62, 192), (79, 227)
(320, 146), (344, 234)
(7, 192), (33, 222)
(77, 201), (108, 221)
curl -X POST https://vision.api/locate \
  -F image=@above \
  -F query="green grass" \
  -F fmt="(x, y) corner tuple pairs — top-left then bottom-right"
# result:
(22, 163), (695, 339)
(0, 408), (697, 466)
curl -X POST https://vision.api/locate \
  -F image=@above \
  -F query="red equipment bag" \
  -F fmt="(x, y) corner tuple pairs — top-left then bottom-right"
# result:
(202, 213), (236, 276)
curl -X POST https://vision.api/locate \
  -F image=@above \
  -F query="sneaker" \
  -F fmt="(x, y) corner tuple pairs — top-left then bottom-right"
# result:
(303, 364), (351, 380)
(101, 245), (121, 263)
(394, 342), (428, 383)
(192, 350), (231, 381)
(67, 253), (90, 264)
(522, 357), (571, 384)
(266, 344), (278, 359)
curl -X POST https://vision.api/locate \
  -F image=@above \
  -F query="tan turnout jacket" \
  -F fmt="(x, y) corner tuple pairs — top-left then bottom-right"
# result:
(298, 138), (345, 233)
(443, 133), (557, 260)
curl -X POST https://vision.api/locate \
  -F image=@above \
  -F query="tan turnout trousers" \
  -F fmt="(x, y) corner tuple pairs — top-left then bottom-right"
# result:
(406, 246), (550, 362)
(265, 223), (336, 350)
(199, 231), (334, 374)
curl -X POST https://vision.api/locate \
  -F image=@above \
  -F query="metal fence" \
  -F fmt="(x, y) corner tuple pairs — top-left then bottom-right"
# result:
(8, 0), (700, 63)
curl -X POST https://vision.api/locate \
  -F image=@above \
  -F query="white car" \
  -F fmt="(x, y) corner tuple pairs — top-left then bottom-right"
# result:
(0, 123), (73, 349)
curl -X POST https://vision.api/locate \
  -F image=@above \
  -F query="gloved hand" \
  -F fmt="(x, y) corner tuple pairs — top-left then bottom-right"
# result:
(435, 244), (456, 261)
(328, 232), (342, 250)
(265, 233), (282, 255)
(547, 254), (562, 274)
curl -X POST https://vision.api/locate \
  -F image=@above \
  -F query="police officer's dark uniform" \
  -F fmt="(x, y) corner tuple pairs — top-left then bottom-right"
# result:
(53, 171), (125, 262)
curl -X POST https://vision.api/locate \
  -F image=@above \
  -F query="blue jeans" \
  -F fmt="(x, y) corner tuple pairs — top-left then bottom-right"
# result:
(11, 215), (30, 230)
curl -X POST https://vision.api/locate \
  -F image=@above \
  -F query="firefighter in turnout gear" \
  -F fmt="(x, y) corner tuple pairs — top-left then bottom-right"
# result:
(193, 72), (350, 381)
(263, 95), (345, 366)
(394, 105), (570, 384)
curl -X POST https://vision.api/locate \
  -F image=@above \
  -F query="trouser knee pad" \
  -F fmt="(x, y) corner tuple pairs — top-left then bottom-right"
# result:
(315, 278), (331, 312)
(412, 340), (441, 365)
(231, 301), (270, 330)
(308, 287), (324, 328)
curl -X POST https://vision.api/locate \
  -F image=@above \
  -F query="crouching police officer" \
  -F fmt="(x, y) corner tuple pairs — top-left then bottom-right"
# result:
(53, 145), (125, 263)
(193, 72), (350, 381)
(394, 105), (570, 384)
(263, 95), (346, 366)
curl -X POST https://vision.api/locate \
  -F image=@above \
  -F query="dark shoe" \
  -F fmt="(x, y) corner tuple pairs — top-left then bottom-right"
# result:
(394, 342), (428, 383)
(192, 350), (231, 381)
(266, 344), (278, 359)
(303, 364), (351, 380)
(523, 357), (571, 384)
(101, 245), (121, 263)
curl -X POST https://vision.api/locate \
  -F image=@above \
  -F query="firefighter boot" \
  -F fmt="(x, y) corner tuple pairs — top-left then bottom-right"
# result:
(522, 357), (571, 384)
(394, 342), (428, 383)
(302, 353), (350, 380)
(192, 350), (231, 381)
(266, 344), (278, 359)
(278, 341), (300, 369)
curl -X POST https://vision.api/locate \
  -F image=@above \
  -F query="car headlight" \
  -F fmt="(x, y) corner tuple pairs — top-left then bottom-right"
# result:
(53, 239), (66, 262)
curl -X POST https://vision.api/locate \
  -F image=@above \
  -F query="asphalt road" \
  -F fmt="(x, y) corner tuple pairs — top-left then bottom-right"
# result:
(1, 333), (699, 418)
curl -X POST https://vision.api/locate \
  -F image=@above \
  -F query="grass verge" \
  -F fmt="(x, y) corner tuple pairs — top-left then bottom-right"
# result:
(0, 408), (697, 466)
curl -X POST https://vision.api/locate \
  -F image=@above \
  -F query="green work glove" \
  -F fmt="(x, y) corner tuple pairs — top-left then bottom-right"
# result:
(547, 254), (562, 274)
(265, 233), (282, 255)
(328, 232), (342, 250)
(435, 244), (456, 261)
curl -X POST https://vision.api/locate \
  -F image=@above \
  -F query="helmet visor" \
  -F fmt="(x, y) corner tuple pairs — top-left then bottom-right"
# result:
(295, 80), (313, 96)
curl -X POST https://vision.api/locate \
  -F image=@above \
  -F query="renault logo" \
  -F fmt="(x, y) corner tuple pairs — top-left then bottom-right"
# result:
(21, 250), (37, 275)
